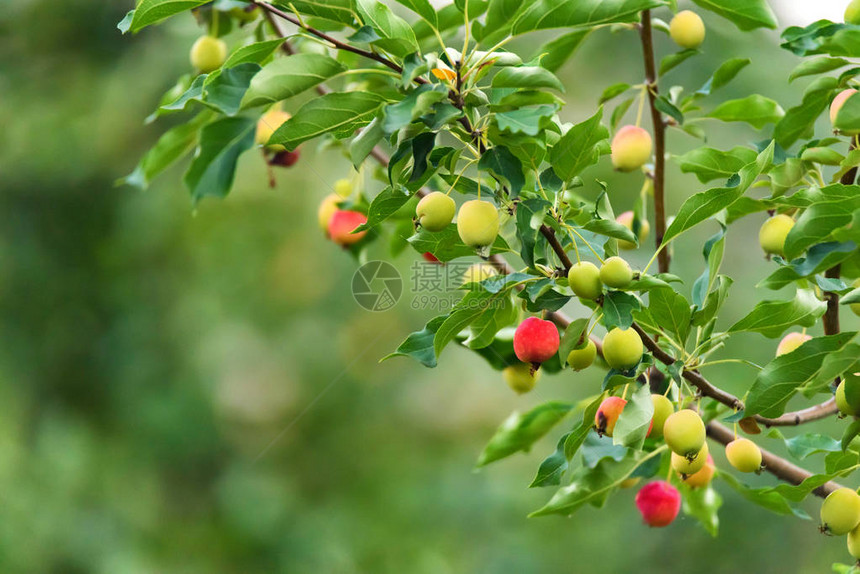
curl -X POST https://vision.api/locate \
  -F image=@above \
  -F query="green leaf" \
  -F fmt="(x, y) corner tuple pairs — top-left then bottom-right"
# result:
(843, 420), (860, 452)
(648, 288), (692, 345)
(221, 39), (285, 69)
(350, 117), (385, 168)
(580, 217), (637, 244)
(202, 63), (261, 115)
(269, 92), (385, 151)
(718, 473), (807, 517)
(784, 185), (860, 259)
(355, 0), (419, 57)
(118, 112), (211, 190)
(240, 54), (346, 109)
(781, 21), (860, 59)
(563, 395), (605, 460)
(477, 401), (574, 467)
(280, 0), (356, 25)
(382, 84), (448, 133)
(775, 76), (838, 148)
(662, 142), (773, 246)
(124, 0), (209, 34)
(183, 116), (256, 204)
(696, 58), (751, 96)
(530, 432), (571, 487)
(466, 294), (518, 349)
(728, 289), (828, 339)
(682, 486), (722, 536)
(708, 95), (784, 129)
(789, 56), (850, 83)
(492, 66), (564, 92)
(532, 30), (591, 73)
(495, 105), (558, 136)
(510, 0), (665, 36)
(550, 107), (609, 181)
(381, 315), (447, 367)
(612, 384), (653, 449)
(478, 146), (526, 194)
(784, 434), (842, 460)
(759, 242), (857, 290)
(660, 49), (698, 76)
(744, 332), (858, 417)
(355, 186), (414, 232)
(602, 291), (641, 330)
(392, 0), (437, 26)
(675, 146), (757, 183)
(690, 0), (777, 31)
(558, 318), (590, 363)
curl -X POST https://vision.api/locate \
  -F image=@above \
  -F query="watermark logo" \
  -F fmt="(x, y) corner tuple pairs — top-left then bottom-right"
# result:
(352, 261), (403, 311)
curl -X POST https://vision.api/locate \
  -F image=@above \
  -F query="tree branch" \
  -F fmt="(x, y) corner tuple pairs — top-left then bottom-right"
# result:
(639, 10), (669, 274)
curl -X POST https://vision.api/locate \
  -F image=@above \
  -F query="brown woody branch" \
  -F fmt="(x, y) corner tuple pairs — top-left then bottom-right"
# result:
(638, 10), (669, 274)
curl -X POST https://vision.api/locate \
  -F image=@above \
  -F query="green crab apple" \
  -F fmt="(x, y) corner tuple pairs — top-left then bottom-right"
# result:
(462, 263), (497, 285)
(663, 410), (706, 459)
(595, 396), (627, 437)
(776, 332), (811, 356)
(602, 327), (643, 370)
(416, 192), (456, 232)
(669, 10), (705, 49)
(328, 210), (367, 246)
(611, 125), (652, 172)
(848, 0), (860, 24)
(672, 443), (709, 476)
(820, 487), (860, 535)
(836, 375), (860, 417)
(567, 339), (597, 371)
(333, 178), (353, 198)
(256, 108), (292, 151)
(190, 35), (227, 73)
(513, 317), (560, 366)
(851, 278), (860, 317)
(456, 200), (499, 249)
(599, 256), (633, 288)
(725, 438), (762, 473)
(317, 194), (341, 231)
(503, 363), (540, 394)
(758, 214), (794, 257)
(649, 394), (674, 439)
(635, 481), (681, 527)
(616, 211), (650, 250)
(683, 454), (715, 488)
(831, 89), (860, 135)
(849, 523), (860, 560)
(567, 261), (603, 300)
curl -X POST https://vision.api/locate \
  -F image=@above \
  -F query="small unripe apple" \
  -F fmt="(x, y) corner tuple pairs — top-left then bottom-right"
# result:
(849, 523), (860, 560)
(456, 200), (499, 249)
(602, 327), (643, 371)
(416, 192), (456, 232)
(831, 89), (860, 136)
(758, 214), (794, 257)
(256, 109), (292, 151)
(848, 0), (860, 25)
(190, 35), (227, 73)
(683, 454), (715, 488)
(776, 332), (811, 356)
(635, 481), (681, 527)
(503, 363), (541, 394)
(333, 178), (353, 198)
(649, 394), (674, 440)
(820, 487), (860, 535)
(463, 263), (498, 284)
(567, 339), (597, 371)
(725, 437), (762, 473)
(599, 256), (633, 288)
(672, 443), (709, 476)
(595, 396), (627, 437)
(513, 317), (560, 365)
(611, 125), (652, 172)
(663, 410), (706, 458)
(669, 10), (705, 49)
(328, 210), (367, 246)
(616, 211), (650, 250)
(318, 194), (341, 231)
(567, 261), (603, 300)
(836, 375), (860, 417)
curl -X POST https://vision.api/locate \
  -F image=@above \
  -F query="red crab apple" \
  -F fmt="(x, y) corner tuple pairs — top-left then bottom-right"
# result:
(513, 317), (560, 366)
(328, 210), (367, 246)
(636, 481), (681, 527)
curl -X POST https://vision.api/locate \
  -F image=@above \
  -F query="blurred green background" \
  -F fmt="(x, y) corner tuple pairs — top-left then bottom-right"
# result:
(1, 0), (859, 572)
